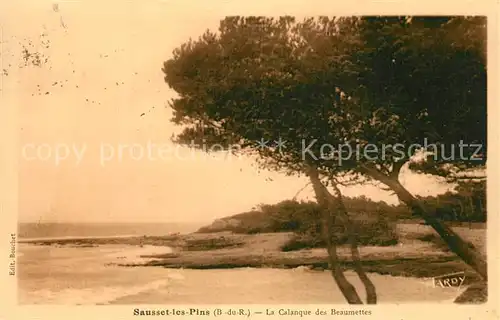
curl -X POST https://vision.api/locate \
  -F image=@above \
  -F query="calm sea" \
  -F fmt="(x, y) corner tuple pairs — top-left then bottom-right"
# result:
(18, 222), (203, 239)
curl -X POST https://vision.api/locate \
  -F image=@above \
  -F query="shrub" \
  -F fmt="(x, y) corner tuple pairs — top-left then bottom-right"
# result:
(346, 213), (399, 246)
(184, 237), (244, 251)
(281, 212), (399, 251)
(196, 199), (399, 248)
(281, 234), (323, 251)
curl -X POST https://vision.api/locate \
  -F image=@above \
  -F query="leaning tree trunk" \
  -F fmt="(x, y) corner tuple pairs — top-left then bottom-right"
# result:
(391, 179), (486, 280)
(361, 167), (487, 282)
(329, 180), (377, 304)
(307, 165), (364, 304)
(320, 204), (364, 304)
(454, 281), (488, 304)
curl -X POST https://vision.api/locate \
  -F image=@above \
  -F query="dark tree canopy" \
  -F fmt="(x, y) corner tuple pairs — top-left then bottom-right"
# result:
(163, 16), (487, 180)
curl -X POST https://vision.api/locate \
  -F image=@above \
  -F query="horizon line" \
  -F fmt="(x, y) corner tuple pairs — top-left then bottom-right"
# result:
(17, 221), (209, 224)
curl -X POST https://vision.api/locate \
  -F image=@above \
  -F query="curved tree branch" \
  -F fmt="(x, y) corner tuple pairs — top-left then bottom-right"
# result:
(292, 182), (312, 201)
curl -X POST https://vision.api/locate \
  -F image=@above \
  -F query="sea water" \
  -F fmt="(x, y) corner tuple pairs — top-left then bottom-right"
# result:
(18, 222), (202, 239)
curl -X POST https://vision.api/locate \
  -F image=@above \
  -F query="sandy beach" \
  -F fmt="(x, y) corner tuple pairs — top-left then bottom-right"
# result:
(18, 242), (465, 305)
(17, 223), (485, 304)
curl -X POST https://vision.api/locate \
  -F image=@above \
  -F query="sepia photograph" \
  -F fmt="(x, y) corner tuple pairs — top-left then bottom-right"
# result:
(0, 0), (496, 314)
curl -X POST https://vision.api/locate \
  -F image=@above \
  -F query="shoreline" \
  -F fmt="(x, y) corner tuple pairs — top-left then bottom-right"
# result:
(19, 227), (485, 285)
(20, 224), (488, 303)
(18, 229), (487, 305)
(18, 234), (143, 243)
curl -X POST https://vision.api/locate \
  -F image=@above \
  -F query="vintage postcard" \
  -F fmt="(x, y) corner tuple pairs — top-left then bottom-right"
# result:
(0, 0), (498, 319)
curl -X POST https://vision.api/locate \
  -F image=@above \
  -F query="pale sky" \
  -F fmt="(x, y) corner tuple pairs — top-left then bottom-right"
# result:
(1, 0), (455, 223)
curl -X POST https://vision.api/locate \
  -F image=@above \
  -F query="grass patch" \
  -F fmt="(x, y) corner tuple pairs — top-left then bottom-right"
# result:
(183, 237), (244, 251)
(416, 233), (477, 252)
(281, 234), (322, 252)
(281, 215), (399, 252)
(281, 234), (398, 252)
